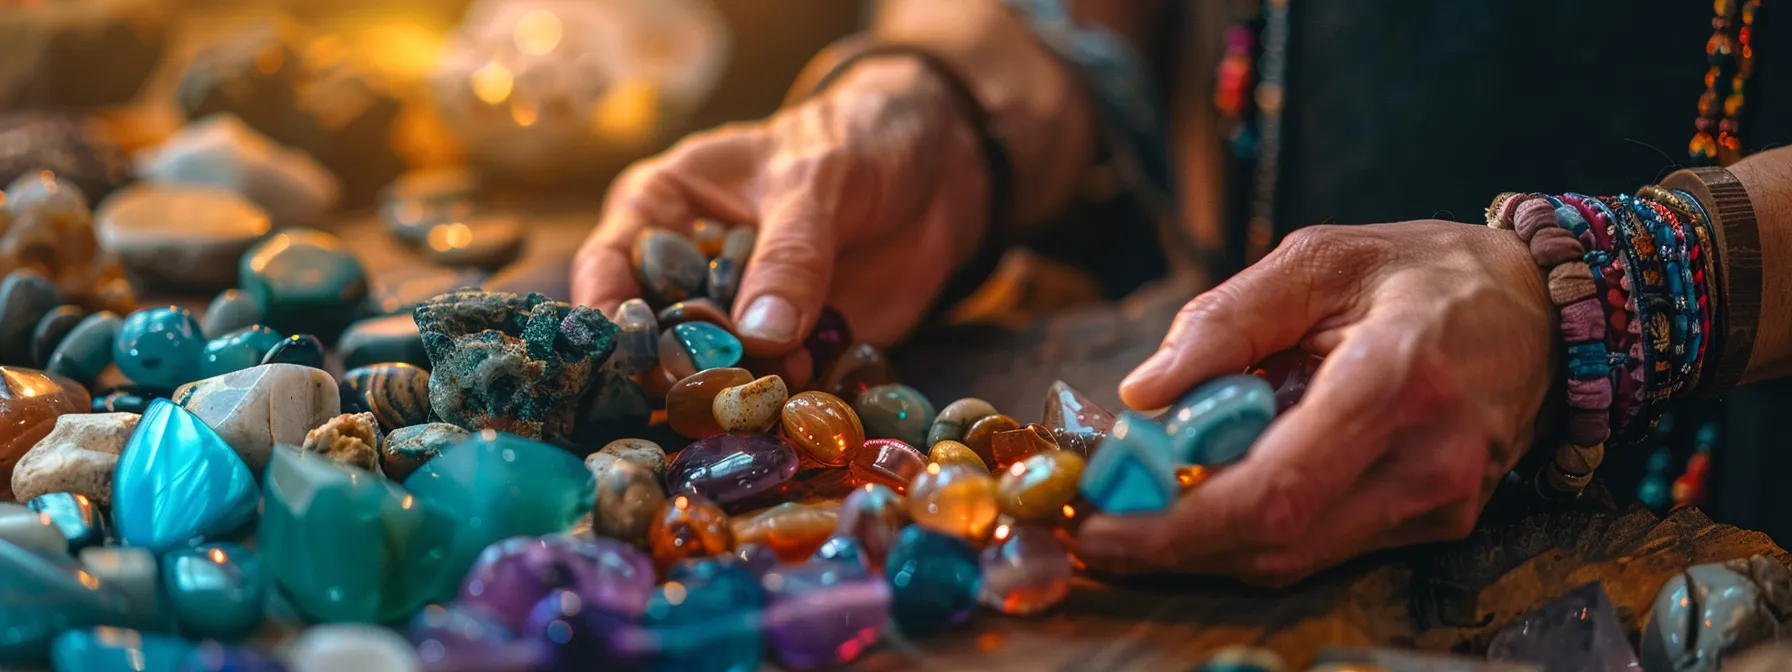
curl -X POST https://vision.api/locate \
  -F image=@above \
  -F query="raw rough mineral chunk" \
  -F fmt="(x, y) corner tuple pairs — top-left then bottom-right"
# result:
(414, 289), (618, 441)
(173, 363), (341, 471)
(11, 411), (136, 505)
(300, 412), (383, 471)
(1488, 581), (1637, 671)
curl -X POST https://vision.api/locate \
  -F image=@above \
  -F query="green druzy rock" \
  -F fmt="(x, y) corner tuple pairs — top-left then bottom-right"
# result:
(402, 430), (594, 603)
(413, 289), (618, 441)
(258, 446), (455, 624)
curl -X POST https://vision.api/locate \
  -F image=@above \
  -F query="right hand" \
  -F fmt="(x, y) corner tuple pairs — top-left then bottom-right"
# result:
(572, 56), (991, 381)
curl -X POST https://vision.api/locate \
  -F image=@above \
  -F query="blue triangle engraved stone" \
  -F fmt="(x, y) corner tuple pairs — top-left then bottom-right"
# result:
(1078, 412), (1178, 515)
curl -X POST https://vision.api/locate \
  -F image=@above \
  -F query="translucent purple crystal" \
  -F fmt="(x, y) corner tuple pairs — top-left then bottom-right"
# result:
(1487, 582), (1638, 671)
(458, 535), (655, 633)
(663, 434), (798, 510)
(761, 560), (890, 670)
(408, 604), (547, 672)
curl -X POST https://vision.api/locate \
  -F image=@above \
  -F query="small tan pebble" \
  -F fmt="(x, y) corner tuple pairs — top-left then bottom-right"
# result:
(592, 458), (666, 547)
(12, 411), (139, 506)
(585, 452), (620, 478)
(301, 412), (382, 471)
(599, 438), (666, 476)
(712, 374), (787, 433)
(928, 440), (989, 474)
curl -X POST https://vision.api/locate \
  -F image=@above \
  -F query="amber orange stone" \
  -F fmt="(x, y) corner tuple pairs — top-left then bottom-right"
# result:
(852, 439), (926, 493)
(731, 502), (840, 562)
(647, 494), (736, 575)
(990, 424), (1059, 471)
(780, 391), (864, 468)
(927, 440), (989, 474)
(665, 368), (752, 438)
(909, 463), (999, 542)
(997, 450), (1086, 523)
(0, 366), (90, 499)
(814, 343), (896, 401)
(640, 364), (680, 402)
(962, 414), (1020, 467)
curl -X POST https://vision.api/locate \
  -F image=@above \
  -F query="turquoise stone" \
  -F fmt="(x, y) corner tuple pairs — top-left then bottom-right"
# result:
(201, 290), (263, 340)
(0, 269), (61, 367)
(259, 446), (455, 624)
(30, 305), (84, 369)
(115, 307), (205, 390)
(1163, 374), (1274, 467)
(162, 542), (267, 641)
(259, 334), (325, 369)
(198, 326), (285, 379)
(884, 525), (982, 637)
(340, 363), (432, 432)
(239, 229), (369, 340)
(51, 628), (195, 672)
(1078, 412), (1178, 515)
(604, 298), (658, 376)
(0, 502), (67, 554)
(659, 322), (742, 377)
(402, 431), (594, 605)
(642, 560), (763, 672)
(853, 384), (936, 449)
(46, 311), (121, 387)
(338, 314), (429, 370)
(0, 541), (136, 666)
(112, 399), (260, 552)
(26, 492), (105, 553)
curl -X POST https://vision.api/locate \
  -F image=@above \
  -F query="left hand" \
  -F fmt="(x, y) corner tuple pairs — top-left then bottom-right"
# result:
(1074, 221), (1556, 587)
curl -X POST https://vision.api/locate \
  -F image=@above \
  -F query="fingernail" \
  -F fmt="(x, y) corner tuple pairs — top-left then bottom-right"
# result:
(738, 295), (800, 342)
(1120, 350), (1174, 393)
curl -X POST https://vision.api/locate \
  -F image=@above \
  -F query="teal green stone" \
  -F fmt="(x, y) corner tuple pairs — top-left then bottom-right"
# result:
(201, 290), (263, 340)
(0, 541), (136, 666)
(26, 492), (105, 553)
(884, 526), (981, 637)
(663, 322), (742, 372)
(258, 446), (456, 624)
(259, 334), (325, 369)
(853, 384), (936, 449)
(642, 561), (763, 672)
(30, 305), (84, 369)
(46, 311), (121, 387)
(50, 628), (195, 672)
(402, 431), (594, 605)
(1163, 374), (1274, 467)
(239, 229), (368, 340)
(1078, 412), (1178, 515)
(115, 307), (205, 390)
(198, 326), (285, 379)
(339, 314), (429, 370)
(112, 399), (259, 552)
(162, 543), (267, 641)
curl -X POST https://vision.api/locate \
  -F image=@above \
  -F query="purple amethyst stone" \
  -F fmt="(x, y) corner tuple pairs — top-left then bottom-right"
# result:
(459, 534), (656, 633)
(664, 434), (799, 511)
(525, 589), (653, 672)
(409, 604), (548, 672)
(761, 560), (890, 669)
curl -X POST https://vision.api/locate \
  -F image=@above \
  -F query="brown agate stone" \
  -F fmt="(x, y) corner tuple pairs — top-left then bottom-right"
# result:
(647, 494), (735, 575)
(991, 424), (1060, 472)
(814, 343), (896, 400)
(731, 501), (839, 562)
(665, 367), (751, 439)
(779, 391), (864, 467)
(927, 440), (989, 474)
(962, 413), (1021, 468)
(0, 366), (90, 499)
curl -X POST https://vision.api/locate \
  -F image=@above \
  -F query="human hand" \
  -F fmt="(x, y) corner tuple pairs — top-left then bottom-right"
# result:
(571, 56), (990, 380)
(1076, 221), (1556, 586)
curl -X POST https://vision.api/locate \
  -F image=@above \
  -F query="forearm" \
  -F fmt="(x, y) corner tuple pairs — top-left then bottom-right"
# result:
(1725, 146), (1792, 381)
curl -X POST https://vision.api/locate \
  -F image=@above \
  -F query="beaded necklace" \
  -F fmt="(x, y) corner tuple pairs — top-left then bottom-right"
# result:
(1691, 0), (1762, 166)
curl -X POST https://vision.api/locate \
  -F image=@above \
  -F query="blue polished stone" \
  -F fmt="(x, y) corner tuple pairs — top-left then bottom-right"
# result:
(643, 561), (763, 672)
(51, 627), (196, 672)
(112, 399), (260, 552)
(1078, 412), (1179, 515)
(177, 642), (288, 672)
(115, 307), (205, 390)
(31, 305), (84, 369)
(201, 290), (264, 341)
(884, 525), (981, 637)
(94, 387), (156, 413)
(1163, 374), (1274, 467)
(162, 543), (267, 641)
(26, 492), (105, 553)
(198, 326), (285, 380)
(604, 298), (658, 376)
(46, 311), (121, 387)
(669, 322), (742, 371)
(0, 540), (136, 666)
(259, 334), (325, 369)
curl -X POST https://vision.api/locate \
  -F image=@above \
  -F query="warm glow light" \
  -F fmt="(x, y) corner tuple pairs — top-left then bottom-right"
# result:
(402, 495), (415, 510)
(1009, 462), (1027, 477)
(209, 548), (228, 563)
(470, 62), (515, 104)
(993, 524), (1011, 541)
(662, 581), (687, 606)
(255, 44), (285, 74)
(510, 99), (539, 127)
(592, 79), (659, 143)
(514, 10), (564, 55)
(926, 463), (941, 475)
(1062, 504), (1076, 518)
(427, 222), (473, 251)
(76, 571), (100, 590)
(674, 495), (691, 510)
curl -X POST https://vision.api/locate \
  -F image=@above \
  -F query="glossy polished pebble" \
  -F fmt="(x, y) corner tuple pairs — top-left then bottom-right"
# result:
(0, 269), (62, 366)
(115, 306), (204, 390)
(853, 384), (935, 449)
(852, 439), (927, 493)
(459, 535), (656, 632)
(604, 298), (659, 376)
(834, 484), (909, 572)
(991, 424), (1060, 471)
(720, 226), (755, 263)
(642, 560), (764, 672)
(731, 502), (839, 563)
(340, 363), (432, 432)
(707, 257), (742, 308)
(803, 308), (852, 374)
(909, 463), (999, 541)
(46, 311), (120, 386)
(631, 228), (707, 307)
(813, 343), (895, 401)
(162, 542), (267, 641)
(1164, 374), (1275, 467)
(1079, 412), (1178, 515)
(659, 322), (744, 379)
(927, 440), (989, 474)
(175, 364), (342, 472)
(0, 541), (136, 666)
(598, 438), (667, 476)
(1197, 646), (1286, 672)
(26, 492), (105, 552)
(522, 587), (643, 668)
(238, 229), (368, 339)
(0, 502), (67, 553)
(591, 458), (666, 547)
(666, 433), (798, 512)
(666, 367), (752, 439)
(927, 397), (998, 448)
(760, 560), (888, 670)
(962, 413), (1020, 468)
(885, 525), (982, 636)
(998, 450), (1087, 523)
(690, 219), (727, 258)
(382, 423), (468, 481)
(287, 625), (422, 672)
(300, 412), (383, 471)
(113, 399), (259, 552)
(979, 525), (1072, 615)
(136, 113), (340, 230)
(648, 494), (736, 574)
(1, 367), (92, 500)
(200, 289), (262, 340)
(657, 298), (735, 331)
(197, 325), (284, 379)
(382, 168), (479, 243)
(51, 628), (195, 672)
(1248, 349), (1323, 412)
(780, 391), (865, 468)
(259, 333), (325, 369)
(338, 314), (429, 371)
(30, 305), (84, 368)
(79, 546), (163, 626)
(1042, 380), (1116, 457)
(96, 184), (270, 289)
(712, 374), (787, 434)
(570, 370), (651, 448)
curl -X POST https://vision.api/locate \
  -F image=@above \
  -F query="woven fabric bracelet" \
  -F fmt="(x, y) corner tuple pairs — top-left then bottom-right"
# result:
(1609, 195), (1675, 409)
(1563, 193), (1633, 445)
(1640, 185), (1721, 393)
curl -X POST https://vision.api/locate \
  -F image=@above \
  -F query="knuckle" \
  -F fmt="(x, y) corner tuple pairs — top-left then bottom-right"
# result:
(1270, 225), (1391, 288)
(749, 235), (831, 287)
(1176, 289), (1240, 328)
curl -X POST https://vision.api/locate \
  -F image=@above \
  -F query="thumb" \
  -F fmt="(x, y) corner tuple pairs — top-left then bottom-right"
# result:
(732, 190), (840, 357)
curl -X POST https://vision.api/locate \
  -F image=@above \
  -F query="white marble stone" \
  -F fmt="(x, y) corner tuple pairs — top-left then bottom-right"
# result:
(11, 411), (137, 505)
(137, 114), (341, 229)
(287, 625), (421, 672)
(174, 364), (340, 471)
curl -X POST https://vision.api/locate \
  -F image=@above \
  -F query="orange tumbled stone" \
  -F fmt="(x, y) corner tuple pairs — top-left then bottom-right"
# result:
(731, 502), (840, 562)
(996, 450), (1086, 523)
(647, 494), (736, 575)
(927, 440), (989, 474)
(990, 424), (1059, 471)
(0, 367), (90, 499)
(665, 367), (752, 438)
(780, 391), (864, 467)
(962, 413), (1021, 467)
(909, 462), (999, 542)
